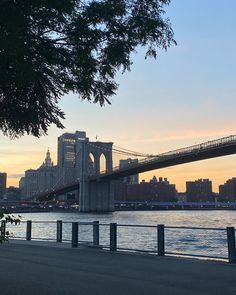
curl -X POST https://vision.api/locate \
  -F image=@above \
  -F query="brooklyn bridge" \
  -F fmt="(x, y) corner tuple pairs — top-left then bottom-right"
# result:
(35, 134), (236, 212)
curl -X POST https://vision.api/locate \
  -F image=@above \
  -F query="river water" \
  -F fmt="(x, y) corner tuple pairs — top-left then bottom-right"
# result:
(6, 210), (236, 259)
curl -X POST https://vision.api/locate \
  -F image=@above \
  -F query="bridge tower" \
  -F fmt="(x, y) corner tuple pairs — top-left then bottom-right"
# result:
(77, 139), (114, 212)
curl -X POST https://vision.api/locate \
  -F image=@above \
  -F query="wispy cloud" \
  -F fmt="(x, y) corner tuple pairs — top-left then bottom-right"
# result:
(118, 128), (236, 146)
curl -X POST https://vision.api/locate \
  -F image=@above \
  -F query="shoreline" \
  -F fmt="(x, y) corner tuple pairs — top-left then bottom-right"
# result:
(5, 207), (236, 214)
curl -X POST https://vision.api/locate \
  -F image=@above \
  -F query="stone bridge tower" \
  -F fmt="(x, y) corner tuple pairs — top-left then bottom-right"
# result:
(76, 139), (114, 212)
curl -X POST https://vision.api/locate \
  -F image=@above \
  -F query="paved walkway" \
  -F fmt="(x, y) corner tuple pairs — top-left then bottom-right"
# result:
(0, 240), (235, 295)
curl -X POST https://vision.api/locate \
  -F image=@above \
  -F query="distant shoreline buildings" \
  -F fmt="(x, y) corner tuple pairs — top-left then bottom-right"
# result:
(114, 176), (177, 202)
(219, 178), (236, 202)
(186, 179), (213, 202)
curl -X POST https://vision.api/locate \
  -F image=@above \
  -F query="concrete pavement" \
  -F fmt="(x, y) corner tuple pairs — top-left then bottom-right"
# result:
(0, 241), (235, 295)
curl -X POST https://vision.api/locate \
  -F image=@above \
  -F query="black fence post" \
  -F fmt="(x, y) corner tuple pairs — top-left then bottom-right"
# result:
(1, 220), (6, 239)
(56, 220), (63, 242)
(157, 224), (165, 256)
(93, 221), (99, 246)
(227, 227), (236, 263)
(26, 220), (32, 241)
(72, 222), (78, 248)
(110, 223), (117, 251)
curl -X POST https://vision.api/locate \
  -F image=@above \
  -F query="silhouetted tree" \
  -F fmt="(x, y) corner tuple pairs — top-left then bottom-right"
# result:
(0, 0), (176, 137)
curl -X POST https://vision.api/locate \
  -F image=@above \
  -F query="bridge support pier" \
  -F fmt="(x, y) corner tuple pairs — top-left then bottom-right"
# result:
(79, 180), (114, 212)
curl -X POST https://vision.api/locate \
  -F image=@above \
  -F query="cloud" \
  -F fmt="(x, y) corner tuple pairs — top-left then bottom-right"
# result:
(118, 127), (236, 147)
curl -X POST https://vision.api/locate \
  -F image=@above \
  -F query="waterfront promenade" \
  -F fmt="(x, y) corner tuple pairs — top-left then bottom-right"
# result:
(0, 240), (235, 295)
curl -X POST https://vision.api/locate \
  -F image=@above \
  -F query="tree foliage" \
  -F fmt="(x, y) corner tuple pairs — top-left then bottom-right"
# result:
(0, 0), (176, 137)
(0, 210), (21, 243)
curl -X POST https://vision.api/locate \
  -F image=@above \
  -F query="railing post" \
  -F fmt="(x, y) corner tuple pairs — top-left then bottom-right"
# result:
(56, 220), (62, 242)
(110, 223), (117, 251)
(26, 220), (32, 241)
(157, 224), (165, 256)
(1, 220), (6, 240)
(93, 221), (99, 246)
(72, 222), (78, 248)
(227, 227), (236, 263)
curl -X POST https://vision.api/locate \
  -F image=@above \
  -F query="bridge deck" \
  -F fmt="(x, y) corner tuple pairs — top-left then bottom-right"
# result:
(0, 240), (235, 295)
(98, 135), (236, 179)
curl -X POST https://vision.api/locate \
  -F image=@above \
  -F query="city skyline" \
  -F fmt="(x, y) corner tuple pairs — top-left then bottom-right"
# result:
(4, 134), (236, 194)
(1, 1), (236, 191)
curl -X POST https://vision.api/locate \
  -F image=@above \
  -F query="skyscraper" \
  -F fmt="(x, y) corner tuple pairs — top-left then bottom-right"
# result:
(57, 131), (88, 184)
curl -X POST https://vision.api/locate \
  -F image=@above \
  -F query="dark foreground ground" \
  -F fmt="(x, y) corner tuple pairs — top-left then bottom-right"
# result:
(0, 241), (235, 295)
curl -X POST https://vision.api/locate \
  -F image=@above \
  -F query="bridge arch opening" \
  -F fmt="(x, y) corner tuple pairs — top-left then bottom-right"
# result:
(100, 153), (107, 173)
(88, 153), (95, 174)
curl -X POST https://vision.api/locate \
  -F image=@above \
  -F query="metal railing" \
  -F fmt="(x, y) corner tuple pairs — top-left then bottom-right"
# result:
(2, 220), (236, 263)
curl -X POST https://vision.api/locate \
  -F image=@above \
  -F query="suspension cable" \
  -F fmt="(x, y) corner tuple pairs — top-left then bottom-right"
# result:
(87, 141), (155, 158)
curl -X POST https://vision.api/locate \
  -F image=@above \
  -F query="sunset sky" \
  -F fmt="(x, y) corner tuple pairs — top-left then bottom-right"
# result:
(1, 0), (236, 192)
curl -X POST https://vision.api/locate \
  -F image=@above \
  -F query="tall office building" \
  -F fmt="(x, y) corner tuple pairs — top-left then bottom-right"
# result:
(186, 179), (213, 202)
(0, 172), (7, 198)
(119, 158), (139, 184)
(57, 131), (88, 184)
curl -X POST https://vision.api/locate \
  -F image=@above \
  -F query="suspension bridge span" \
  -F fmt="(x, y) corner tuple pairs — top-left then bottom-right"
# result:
(36, 134), (236, 212)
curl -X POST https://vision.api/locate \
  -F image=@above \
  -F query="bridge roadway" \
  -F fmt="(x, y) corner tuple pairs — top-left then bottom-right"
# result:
(0, 240), (235, 295)
(98, 134), (236, 180)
